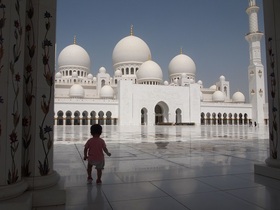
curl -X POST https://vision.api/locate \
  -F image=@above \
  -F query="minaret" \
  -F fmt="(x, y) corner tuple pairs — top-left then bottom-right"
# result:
(245, 0), (265, 125)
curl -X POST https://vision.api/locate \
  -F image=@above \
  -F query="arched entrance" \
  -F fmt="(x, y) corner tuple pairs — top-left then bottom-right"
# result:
(141, 108), (148, 125)
(201, 112), (205, 125)
(154, 102), (169, 125)
(106, 111), (112, 125)
(57, 111), (64, 125)
(90, 111), (96, 125)
(65, 111), (72, 125)
(176, 108), (182, 124)
(74, 111), (80, 125)
(98, 111), (104, 125)
(82, 111), (88, 125)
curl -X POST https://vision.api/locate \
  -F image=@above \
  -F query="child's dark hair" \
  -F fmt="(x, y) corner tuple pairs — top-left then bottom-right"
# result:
(90, 124), (102, 135)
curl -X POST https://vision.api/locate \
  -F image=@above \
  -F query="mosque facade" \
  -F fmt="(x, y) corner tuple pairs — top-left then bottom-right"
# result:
(54, 1), (267, 126)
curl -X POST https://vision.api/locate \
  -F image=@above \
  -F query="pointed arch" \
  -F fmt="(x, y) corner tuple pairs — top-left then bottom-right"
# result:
(106, 111), (112, 125)
(201, 112), (205, 125)
(74, 111), (80, 125)
(82, 111), (88, 125)
(154, 101), (169, 125)
(141, 108), (148, 125)
(90, 111), (96, 125)
(217, 113), (222, 125)
(66, 111), (72, 125)
(57, 110), (64, 125)
(176, 108), (182, 124)
(223, 113), (227, 125)
(98, 111), (104, 125)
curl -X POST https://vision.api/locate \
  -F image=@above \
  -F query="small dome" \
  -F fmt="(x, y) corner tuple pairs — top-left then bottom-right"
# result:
(100, 85), (114, 98)
(93, 77), (97, 82)
(232, 91), (245, 103)
(55, 72), (62, 78)
(136, 60), (163, 83)
(209, 85), (217, 90)
(69, 84), (84, 98)
(220, 75), (225, 81)
(115, 69), (122, 77)
(87, 73), (93, 79)
(112, 35), (151, 66)
(99, 67), (106, 73)
(164, 81), (169, 86)
(168, 53), (196, 77)
(58, 44), (91, 71)
(197, 80), (203, 85)
(212, 90), (225, 102)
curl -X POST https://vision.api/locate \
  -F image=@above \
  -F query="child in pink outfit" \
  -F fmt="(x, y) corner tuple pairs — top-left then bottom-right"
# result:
(84, 124), (111, 184)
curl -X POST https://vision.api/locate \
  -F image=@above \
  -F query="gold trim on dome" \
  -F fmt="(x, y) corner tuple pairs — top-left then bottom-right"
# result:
(130, 25), (134, 36)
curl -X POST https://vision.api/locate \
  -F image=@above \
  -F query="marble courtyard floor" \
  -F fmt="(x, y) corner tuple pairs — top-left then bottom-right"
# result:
(51, 125), (280, 210)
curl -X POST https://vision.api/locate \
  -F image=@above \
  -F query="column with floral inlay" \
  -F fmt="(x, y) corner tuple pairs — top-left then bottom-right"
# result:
(0, 0), (28, 200)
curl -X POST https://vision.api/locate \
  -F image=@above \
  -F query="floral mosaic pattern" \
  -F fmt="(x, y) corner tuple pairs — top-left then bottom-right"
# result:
(8, 0), (23, 184)
(268, 37), (278, 159)
(22, 0), (35, 177)
(38, 11), (53, 175)
(0, 1), (6, 138)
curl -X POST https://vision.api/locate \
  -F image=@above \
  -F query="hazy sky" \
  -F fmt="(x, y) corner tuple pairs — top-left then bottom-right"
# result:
(56, 0), (266, 100)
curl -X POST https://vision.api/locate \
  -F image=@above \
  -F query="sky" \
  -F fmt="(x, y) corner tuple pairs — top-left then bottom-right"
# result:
(56, 0), (266, 101)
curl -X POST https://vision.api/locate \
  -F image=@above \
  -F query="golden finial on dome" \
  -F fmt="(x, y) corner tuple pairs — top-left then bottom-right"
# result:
(180, 47), (183, 54)
(148, 54), (152, 60)
(130, 24), (134, 36)
(74, 35), (76, 44)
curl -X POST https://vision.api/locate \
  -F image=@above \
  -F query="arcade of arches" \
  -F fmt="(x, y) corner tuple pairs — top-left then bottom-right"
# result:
(55, 109), (252, 126)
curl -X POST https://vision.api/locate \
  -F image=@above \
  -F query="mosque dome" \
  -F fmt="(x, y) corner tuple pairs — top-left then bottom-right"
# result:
(197, 80), (203, 88)
(112, 29), (151, 66)
(69, 84), (84, 98)
(55, 72), (62, 78)
(87, 73), (93, 79)
(115, 69), (122, 77)
(99, 67), (106, 73)
(220, 75), (225, 81)
(164, 81), (169, 86)
(212, 90), (225, 102)
(209, 84), (217, 90)
(136, 60), (163, 83)
(100, 85), (114, 98)
(58, 43), (91, 70)
(232, 91), (245, 103)
(93, 77), (97, 82)
(197, 80), (203, 85)
(168, 53), (196, 77)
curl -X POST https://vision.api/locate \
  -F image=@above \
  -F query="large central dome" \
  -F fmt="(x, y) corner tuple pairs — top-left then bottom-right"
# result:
(58, 43), (91, 70)
(112, 33), (151, 66)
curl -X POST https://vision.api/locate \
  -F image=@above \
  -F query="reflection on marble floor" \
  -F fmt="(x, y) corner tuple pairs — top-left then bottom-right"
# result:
(50, 125), (280, 210)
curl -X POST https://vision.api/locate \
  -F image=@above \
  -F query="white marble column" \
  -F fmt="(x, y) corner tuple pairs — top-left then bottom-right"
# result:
(0, 0), (28, 200)
(21, 0), (61, 190)
(255, 0), (280, 179)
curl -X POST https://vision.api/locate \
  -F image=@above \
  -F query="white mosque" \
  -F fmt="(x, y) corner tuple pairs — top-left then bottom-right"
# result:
(54, 0), (267, 126)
